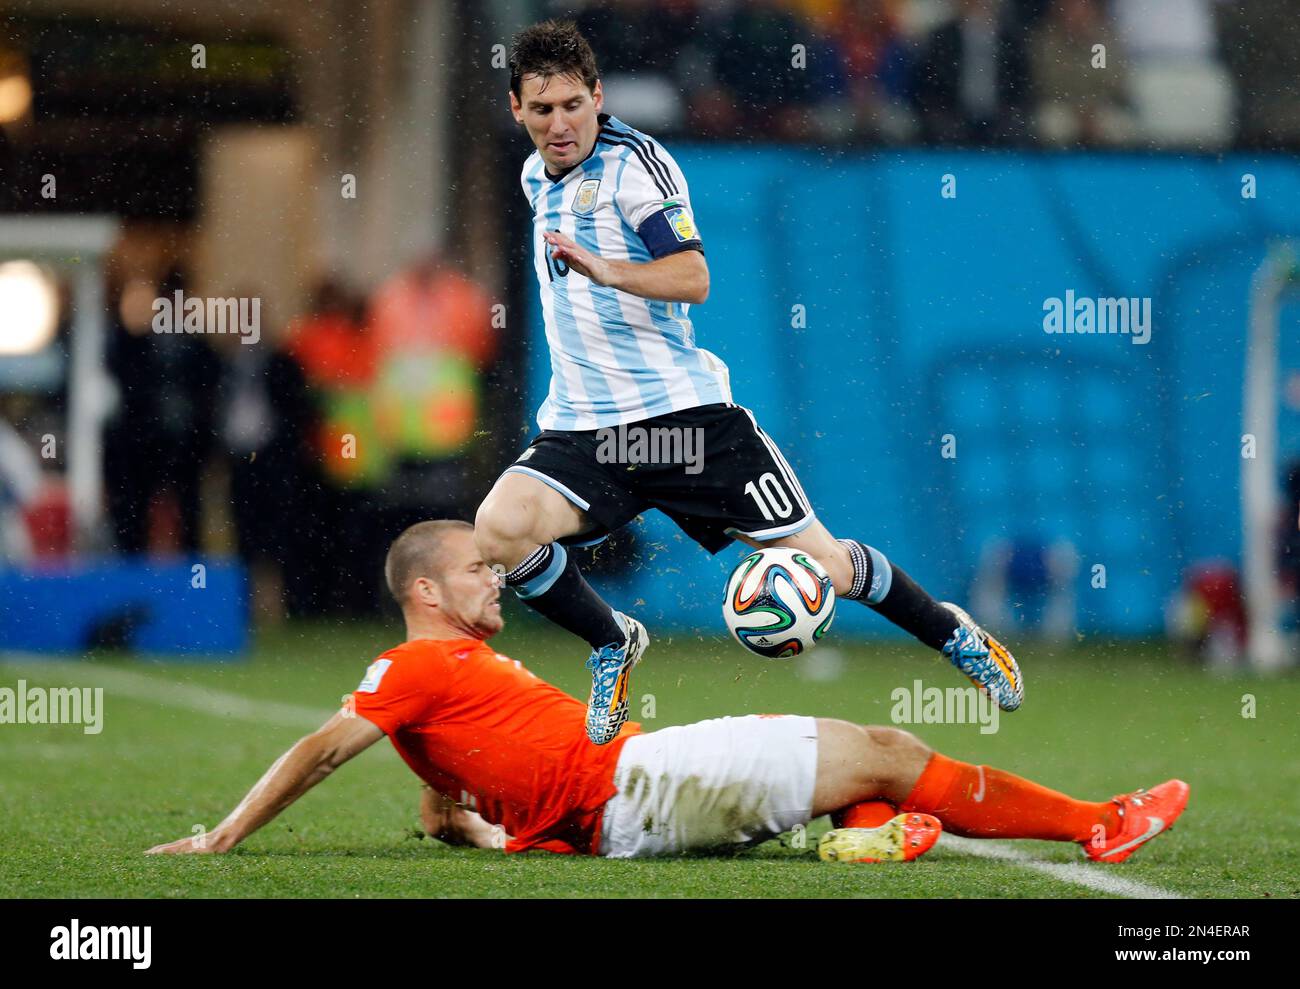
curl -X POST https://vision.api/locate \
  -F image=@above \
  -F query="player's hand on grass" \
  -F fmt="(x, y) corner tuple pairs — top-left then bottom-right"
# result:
(420, 785), (510, 849)
(544, 230), (611, 285)
(145, 829), (234, 855)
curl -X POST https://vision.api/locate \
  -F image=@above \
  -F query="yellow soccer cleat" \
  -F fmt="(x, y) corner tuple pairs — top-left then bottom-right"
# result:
(818, 813), (943, 863)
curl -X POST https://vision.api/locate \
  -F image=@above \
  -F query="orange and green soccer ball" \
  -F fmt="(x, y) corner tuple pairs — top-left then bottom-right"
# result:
(723, 547), (835, 658)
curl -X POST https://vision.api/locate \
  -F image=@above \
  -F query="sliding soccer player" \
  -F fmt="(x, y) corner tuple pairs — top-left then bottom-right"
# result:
(474, 20), (1022, 745)
(146, 521), (1186, 864)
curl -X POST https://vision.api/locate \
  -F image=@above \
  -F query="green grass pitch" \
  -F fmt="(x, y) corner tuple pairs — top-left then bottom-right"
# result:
(2, 618), (1297, 899)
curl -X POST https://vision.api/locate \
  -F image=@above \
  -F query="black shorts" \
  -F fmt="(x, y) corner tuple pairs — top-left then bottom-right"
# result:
(502, 403), (815, 554)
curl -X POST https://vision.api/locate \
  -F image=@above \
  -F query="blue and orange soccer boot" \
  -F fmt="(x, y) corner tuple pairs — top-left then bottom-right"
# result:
(585, 611), (649, 745)
(940, 602), (1024, 711)
(1084, 779), (1190, 863)
(818, 813), (943, 863)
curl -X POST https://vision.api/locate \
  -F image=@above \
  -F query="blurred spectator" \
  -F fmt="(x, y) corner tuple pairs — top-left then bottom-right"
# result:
(216, 308), (316, 622)
(285, 278), (379, 615)
(568, 0), (699, 75)
(1006, 0), (1051, 30)
(288, 278), (383, 489)
(702, 0), (843, 140)
(836, 1), (912, 100)
(783, 0), (839, 30)
(1029, 0), (1134, 146)
(364, 251), (498, 594)
(830, 0), (916, 142)
(538, 0), (1254, 148)
(971, 535), (1078, 640)
(103, 266), (219, 556)
(1110, 0), (1231, 148)
(1167, 561), (1247, 668)
(912, 0), (1032, 145)
(1216, 0), (1300, 148)
(569, 0), (701, 131)
(1113, 0), (1216, 58)
(287, 279), (372, 386)
(368, 252), (495, 371)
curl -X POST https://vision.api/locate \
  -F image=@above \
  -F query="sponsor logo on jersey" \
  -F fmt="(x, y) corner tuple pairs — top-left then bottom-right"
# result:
(573, 178), (600, 215)
(356, 658), (392, 694)
(665, 206), (697, 242)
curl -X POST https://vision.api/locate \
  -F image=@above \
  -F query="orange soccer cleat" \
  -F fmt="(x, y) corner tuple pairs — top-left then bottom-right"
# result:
(818, 813), (943, 864)
(1084, 779), (1190, 863)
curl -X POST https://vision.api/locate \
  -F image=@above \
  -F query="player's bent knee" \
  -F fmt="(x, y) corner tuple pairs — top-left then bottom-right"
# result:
(474, 492), (539, 566)
(860, 725), (932, 794)
(862, 725), (930, 758)
(813, 719), (930, 814)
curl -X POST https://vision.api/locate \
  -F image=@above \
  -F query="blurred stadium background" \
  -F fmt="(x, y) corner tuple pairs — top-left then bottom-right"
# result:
(2, 0), (1299, 668)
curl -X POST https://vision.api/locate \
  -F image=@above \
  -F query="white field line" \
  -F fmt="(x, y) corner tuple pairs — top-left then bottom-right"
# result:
(0, 655), (329, 731)
(939, 834), (1187, 899)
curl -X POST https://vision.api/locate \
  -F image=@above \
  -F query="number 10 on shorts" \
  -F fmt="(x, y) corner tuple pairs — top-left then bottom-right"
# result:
(744, 472), (794, 521)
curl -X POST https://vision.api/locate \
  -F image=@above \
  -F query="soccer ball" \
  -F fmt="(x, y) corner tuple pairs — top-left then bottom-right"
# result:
(722, 547), (835, 658)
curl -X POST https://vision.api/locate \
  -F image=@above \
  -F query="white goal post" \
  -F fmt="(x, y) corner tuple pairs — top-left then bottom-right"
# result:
(1241, 242), (1299, 672)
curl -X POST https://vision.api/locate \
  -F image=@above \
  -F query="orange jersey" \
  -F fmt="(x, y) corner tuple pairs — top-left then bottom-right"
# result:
(351, 638), (641, 854)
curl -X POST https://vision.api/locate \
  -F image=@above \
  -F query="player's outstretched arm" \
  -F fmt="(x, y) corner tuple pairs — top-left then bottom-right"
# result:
(419, 786), (510, 851)
(145, 710), (384, 855)
(542, 230), (708, 304)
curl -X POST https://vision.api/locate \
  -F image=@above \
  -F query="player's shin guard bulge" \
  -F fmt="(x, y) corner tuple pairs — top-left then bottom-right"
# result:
(900, 751), (1145, 850)
(501, 542), (625, 649)
(836, 539), (895, 607)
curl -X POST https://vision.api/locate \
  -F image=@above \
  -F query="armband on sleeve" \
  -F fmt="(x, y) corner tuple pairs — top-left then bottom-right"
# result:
(636, 202), (705, 259)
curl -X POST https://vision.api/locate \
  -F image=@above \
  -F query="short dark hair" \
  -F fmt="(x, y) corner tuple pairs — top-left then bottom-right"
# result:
(508, 19), (599, 100)
(384, 520), (474, 606)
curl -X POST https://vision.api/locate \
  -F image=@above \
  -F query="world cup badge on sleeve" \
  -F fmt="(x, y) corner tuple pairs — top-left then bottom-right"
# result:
(666, 206), (698, 241)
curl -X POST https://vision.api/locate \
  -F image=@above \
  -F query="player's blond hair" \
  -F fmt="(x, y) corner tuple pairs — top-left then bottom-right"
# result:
(384, 520), (474, 606)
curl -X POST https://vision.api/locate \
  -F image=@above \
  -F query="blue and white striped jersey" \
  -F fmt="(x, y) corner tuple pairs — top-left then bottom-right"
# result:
(521, 113), (732, 431)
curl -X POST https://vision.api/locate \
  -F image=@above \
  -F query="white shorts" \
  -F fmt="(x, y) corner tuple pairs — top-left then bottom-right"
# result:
(597, 714), (819, 859)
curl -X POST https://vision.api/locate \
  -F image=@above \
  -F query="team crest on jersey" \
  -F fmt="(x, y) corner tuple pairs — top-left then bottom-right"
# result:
(665, 206), (697, 242)
(356, 658), (392, 694)
(573, 178), (601, 215)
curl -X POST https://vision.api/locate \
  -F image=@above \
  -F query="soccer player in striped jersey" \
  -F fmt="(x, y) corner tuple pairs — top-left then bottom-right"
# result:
(476, 20), (1024, 746)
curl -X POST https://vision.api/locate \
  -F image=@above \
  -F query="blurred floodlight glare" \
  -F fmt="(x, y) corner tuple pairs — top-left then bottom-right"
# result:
(0, 73), (32, 124)
(0, 261), (60, 355)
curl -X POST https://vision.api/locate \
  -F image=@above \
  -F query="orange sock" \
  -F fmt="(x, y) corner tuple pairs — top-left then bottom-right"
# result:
(832, 800), (897, 830)
(900, 752), (1119, 842)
